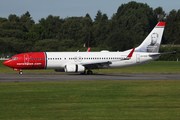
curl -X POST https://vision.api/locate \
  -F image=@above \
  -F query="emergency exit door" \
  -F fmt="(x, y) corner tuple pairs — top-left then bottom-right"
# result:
(136, 54), (140, 63)
(24, 54), (29, 64)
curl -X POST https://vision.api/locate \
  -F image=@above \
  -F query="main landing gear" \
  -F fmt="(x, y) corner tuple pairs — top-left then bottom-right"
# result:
(87, 70), (93, 75)
(19, 71), (23, 75)
(81, 70), (93, 75)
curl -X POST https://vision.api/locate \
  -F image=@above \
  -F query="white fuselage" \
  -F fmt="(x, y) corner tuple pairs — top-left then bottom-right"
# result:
(46, 51), (159, 69)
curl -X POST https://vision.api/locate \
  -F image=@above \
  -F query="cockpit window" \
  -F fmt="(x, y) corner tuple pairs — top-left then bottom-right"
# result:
(11, 57), (18, 60)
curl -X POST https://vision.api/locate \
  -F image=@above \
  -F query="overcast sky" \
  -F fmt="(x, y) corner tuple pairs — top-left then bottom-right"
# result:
(0, 0), (179, 23)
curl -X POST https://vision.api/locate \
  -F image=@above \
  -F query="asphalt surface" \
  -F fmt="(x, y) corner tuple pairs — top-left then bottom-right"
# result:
(0, 73), (180, 82)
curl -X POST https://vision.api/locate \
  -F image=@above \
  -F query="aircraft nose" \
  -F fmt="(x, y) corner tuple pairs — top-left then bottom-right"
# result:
(3, 59), (11, 67)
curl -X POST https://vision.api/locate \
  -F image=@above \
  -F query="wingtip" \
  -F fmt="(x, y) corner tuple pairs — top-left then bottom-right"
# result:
(87, 47), (91, 52)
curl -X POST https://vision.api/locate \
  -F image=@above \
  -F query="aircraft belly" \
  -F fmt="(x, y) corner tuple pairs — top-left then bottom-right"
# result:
(46, 61), (64, 69)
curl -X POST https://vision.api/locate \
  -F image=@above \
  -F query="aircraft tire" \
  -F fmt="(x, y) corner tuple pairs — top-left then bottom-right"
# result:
(87, 70), (93, 75)
(19, 71), (23, 75)
(80, 71), (86, 75)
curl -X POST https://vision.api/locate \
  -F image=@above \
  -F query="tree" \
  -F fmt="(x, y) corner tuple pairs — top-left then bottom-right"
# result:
(164, 9), (180, 44)
(154, 7), (166, 22)
(45, 15), (64, 39)
(105, 31), (132, 51)
(101, 14), (108, 22)
(94, 10), (102, 24)
(19, 11), (35, 32)
(33, 39), (59, 52)
(8, 14), (19, 22)
(0, 17), (8, 23)
(28, 23), (52, 42)
(111, 1), (156, 48)
(79, 14), (93, 47)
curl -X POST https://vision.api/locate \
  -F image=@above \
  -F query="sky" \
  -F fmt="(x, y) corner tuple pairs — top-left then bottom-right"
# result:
(0, 0), (180, 23)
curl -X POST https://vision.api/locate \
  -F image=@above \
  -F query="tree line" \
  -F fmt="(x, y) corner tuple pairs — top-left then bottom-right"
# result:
(0, 1), (180, 60)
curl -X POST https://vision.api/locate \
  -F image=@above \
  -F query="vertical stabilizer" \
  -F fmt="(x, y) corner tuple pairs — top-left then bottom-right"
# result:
(135, 22), (165, 53)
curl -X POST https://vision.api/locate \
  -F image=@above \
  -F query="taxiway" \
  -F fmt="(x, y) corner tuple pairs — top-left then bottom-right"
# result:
(0, 73), (180, 82)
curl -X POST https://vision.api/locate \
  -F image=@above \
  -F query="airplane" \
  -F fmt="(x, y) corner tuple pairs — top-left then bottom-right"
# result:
(3, 22), (175, 75)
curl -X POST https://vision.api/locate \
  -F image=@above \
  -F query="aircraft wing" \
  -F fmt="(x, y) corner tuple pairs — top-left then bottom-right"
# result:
(81, 61), (112, 69)
(81, 48), (135, 69)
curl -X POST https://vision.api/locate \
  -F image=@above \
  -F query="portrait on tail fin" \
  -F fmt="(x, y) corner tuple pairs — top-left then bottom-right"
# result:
(147, 33), (160, 53)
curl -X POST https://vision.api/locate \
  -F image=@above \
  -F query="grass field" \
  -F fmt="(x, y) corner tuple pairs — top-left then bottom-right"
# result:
(0, 80), (180, 119)
(1, 60), (180, 73)
(1, 61), (180, 119)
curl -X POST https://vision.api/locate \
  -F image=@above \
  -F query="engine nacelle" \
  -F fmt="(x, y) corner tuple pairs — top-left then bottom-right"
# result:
(64, 64), (85, 73)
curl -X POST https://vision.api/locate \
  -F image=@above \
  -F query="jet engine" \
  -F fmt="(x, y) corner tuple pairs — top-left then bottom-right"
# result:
(64, 64), (85, 73)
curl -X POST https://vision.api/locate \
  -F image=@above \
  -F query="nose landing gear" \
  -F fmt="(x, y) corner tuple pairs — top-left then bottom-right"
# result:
(13, 68), (23, 75)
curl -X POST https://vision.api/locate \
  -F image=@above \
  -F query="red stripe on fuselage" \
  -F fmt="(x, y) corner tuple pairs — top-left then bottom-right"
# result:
(5, 52), (46, 69)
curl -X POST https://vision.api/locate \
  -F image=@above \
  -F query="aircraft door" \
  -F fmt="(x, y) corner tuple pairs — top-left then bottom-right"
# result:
(136, 54), (140, 63)
(24, 54), (29, 64)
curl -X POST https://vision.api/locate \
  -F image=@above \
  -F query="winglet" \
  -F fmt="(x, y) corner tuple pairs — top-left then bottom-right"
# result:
(86, 47), (91, 52)
(127, 48), (135, 58)
(123, 48), (135, 60)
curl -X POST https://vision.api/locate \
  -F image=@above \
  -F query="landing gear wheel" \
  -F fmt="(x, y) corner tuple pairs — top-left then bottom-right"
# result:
(80, 71), (86, 75)
(87, 70), (93, 75)
(19, 71), (23, 75)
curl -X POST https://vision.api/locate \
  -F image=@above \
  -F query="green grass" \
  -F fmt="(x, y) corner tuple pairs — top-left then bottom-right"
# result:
(1, 60), (180, 73)
(94, 61), (180, 73)
(0, 80), (180, 120)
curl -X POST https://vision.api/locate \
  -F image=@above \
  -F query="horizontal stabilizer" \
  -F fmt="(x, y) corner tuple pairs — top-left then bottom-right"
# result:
(149, 51), (176, 57)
